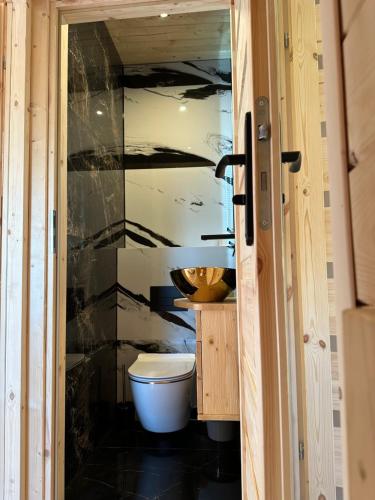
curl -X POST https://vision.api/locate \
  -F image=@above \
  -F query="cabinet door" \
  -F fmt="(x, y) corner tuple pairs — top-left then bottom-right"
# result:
(200, 310), (239, 420)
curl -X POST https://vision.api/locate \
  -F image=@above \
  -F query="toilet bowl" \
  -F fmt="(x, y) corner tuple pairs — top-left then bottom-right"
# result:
(128, 353), (195, 433)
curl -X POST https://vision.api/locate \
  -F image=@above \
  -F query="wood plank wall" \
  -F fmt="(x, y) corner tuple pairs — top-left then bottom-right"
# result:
(334, 0), (375, 497)
(342, 0), (375, 305)
(0, 2), (31, 499)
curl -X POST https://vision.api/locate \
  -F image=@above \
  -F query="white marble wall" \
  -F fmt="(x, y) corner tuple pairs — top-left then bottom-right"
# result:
(124, 60), (234, 248)
(117, 60), (234, 402)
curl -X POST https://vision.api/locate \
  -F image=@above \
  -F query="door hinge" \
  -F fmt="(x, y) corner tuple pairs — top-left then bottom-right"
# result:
(284, 32), (290, 49)
(299, 440), (305, 461)
(52, 209), (57, 254)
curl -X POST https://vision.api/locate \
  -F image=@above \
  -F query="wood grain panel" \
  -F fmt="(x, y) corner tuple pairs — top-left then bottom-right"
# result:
(0, 2), (31, 499)
(0, 1), (7, 493)
(341, 0), (366, 35)
(232, 0), (291, 498)
(343, 307), (375, 500)
(289, 0), (336, 497)
(27, 1), (51, 498)
(343, 0), (375, 176)
(195, 340), (203, 411)
(105, 10), (231, 64)
(200, 310), (239, 417)
(321, 1), (357, 496)
(44, 5), (59, 498)
(59, 0), (230, 24)
(232, 1), (264, 497)
(343, 0), (375, 305)
(276, 0), (308, 495)
(349, 162), (375, 304)
(56, 23), (69, 500)
(174, 298), (236, 311)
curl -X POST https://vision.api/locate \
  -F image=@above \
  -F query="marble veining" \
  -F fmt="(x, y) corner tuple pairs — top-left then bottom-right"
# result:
(66, 21), (124, 487)
(123, 59), (234, 249)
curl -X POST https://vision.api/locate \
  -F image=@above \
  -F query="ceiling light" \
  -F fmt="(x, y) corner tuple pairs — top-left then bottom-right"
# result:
(179, 105), (187, 112)
(96, 110), (103, 115)
(160, 12), (169, 18)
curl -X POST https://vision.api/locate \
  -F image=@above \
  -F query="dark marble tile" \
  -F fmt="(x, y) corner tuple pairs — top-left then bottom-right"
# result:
(99, 420), (239, 453)
(66, 421), (241, 500)
(65, 345), (118, 484)
(65, 20), (125, 487)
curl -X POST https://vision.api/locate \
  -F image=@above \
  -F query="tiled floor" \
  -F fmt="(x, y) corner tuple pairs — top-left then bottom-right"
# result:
(66, 418), (242, 500)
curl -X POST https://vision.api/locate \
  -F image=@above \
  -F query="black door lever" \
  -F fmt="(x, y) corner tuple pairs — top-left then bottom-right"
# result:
(215, 112), (253, 246)
(281, 151), (302, 173)
(215, 154), (245, 178)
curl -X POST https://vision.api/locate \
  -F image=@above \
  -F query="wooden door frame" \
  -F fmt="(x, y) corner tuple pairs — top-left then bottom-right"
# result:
(319, 1), (356, 496)
(0, 1), (292, 499)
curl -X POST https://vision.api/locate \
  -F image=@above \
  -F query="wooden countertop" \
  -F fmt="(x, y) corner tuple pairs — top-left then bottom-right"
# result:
(174, 298), (237, 311)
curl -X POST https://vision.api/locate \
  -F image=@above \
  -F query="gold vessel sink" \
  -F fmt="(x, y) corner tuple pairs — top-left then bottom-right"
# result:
(170, 267), (236, 303)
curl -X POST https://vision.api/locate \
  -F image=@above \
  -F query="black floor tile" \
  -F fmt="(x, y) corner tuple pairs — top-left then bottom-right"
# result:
(66, 420), (241, 500)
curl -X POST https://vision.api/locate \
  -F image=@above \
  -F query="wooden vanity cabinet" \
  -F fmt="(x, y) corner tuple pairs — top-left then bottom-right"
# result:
(174, 299), (240, 421)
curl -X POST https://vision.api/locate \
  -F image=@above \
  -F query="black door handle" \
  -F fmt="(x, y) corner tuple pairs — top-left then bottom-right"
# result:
(215, 112), (253, 246)
(201, 233), (235, 241)
(281, 151), (302, 173)
(215, 154), (245, 178)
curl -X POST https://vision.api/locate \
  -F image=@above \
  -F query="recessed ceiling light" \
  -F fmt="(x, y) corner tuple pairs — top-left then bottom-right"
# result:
(179, 105), (187, 112)
(96, 110), (103, 115)
(160, 12), (169, 18)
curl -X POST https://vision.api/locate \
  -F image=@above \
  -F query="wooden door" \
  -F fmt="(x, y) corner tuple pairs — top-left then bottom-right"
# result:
(231, 1), (291, 498)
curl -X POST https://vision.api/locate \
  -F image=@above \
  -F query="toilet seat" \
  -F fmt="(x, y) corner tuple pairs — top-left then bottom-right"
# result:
(128, 353), (195, 384)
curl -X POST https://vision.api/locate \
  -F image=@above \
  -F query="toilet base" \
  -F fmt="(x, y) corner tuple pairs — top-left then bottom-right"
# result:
(130, 376), (193, 433)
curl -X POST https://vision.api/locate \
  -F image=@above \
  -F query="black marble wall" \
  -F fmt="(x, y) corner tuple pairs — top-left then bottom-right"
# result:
(65, 22), (125, 485)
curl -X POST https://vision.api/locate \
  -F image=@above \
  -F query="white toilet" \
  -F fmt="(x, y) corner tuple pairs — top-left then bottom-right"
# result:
(128, 353), (195, 433)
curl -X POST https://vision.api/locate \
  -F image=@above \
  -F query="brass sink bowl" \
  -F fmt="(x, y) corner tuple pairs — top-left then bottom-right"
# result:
(170, 267), (236, 303)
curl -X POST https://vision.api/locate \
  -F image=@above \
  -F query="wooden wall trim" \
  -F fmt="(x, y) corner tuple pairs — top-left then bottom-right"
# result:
(320, 1), (356, 496)
(0, 2), (31, 499)
(266, 1), (293, 496)
(320, 1), (355, 330)
(56, 22), (68, 499)
(275, 1), (309, 496)
(343, 307), (375, 499)
(28, 2), (52, 498)
(0, 1), (6, 495)
(45, 5), (59, 498)
(58, 0), (231, 24)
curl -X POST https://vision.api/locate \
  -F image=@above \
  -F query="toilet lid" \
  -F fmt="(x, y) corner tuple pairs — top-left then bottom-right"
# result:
(128, 353), (195, 382)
